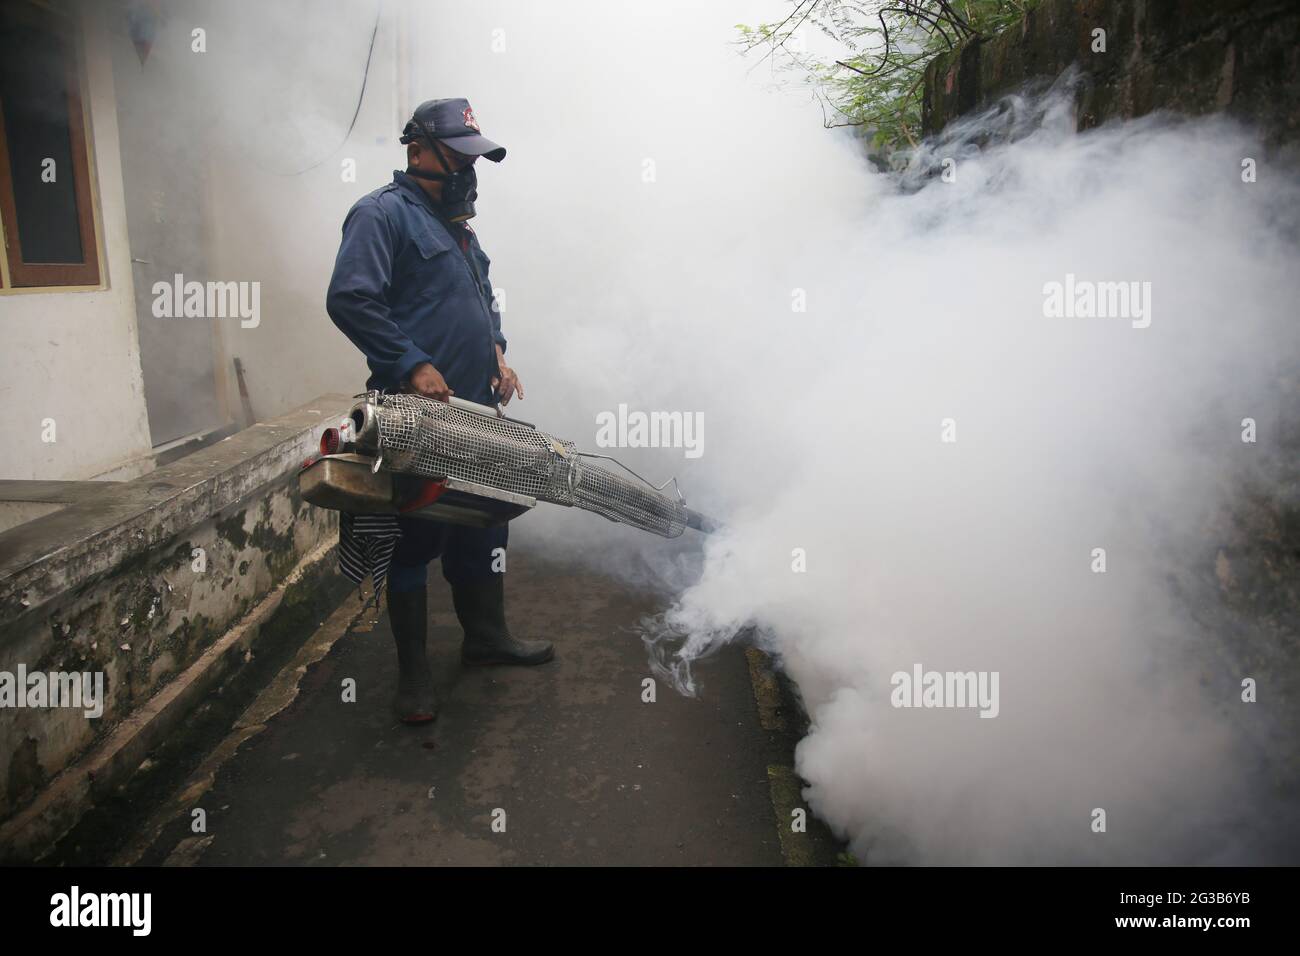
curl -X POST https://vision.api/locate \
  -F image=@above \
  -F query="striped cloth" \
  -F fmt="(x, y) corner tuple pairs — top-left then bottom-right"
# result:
(338, 512), (401, 608)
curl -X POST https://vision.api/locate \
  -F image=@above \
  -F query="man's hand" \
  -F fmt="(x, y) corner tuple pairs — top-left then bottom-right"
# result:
(405, 362), (454, 402)
(492, 345), (524, 405)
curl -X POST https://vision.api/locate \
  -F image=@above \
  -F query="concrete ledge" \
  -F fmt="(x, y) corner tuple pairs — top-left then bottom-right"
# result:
(0, 393), (353, 621)
(0, 538), (343, 862)
(0, 480), (112, 504)
(0, 394), (354, 825)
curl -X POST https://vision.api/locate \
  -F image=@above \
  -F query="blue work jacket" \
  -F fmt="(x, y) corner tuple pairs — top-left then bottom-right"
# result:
(326, 170), (505, 404)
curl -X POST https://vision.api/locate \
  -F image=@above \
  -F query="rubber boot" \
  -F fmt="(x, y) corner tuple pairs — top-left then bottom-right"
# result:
(452, 575), (554, 666)
(386, 585), (439, 723)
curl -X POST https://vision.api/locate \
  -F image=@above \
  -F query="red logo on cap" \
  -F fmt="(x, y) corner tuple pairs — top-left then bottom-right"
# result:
(463, 106), (480, 132)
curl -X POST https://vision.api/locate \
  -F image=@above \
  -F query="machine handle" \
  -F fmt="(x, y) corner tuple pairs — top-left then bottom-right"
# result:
(447, 395), (501, 417)
(447, 395), (535, 430)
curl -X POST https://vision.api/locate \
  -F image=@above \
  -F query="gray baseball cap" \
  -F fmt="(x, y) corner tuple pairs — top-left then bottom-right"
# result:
(400, 97), (506, 162)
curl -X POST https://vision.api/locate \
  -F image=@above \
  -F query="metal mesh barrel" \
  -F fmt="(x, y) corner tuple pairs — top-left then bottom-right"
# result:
(357, 392), (688, 538)
(570, 458), (688, 538)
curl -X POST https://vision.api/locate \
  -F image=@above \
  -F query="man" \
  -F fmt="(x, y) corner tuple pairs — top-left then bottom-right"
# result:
(326, 97), (553, 727)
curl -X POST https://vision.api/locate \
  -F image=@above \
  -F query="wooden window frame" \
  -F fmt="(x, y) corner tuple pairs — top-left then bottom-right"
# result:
(0, 1), (100, 288)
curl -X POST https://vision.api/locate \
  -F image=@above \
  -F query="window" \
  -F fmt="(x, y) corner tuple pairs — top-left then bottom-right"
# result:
(0, 1), (99, 288)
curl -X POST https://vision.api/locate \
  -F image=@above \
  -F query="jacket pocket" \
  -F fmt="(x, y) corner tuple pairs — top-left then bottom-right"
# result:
(412, 227), (452, 259)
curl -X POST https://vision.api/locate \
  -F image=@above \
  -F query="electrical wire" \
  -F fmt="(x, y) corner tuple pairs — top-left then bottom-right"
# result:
(282, 3), (382, 176)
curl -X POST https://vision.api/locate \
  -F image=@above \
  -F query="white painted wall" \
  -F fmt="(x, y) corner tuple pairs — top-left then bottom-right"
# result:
(0, 1), (405, 485)
(0, 4), (153, 482)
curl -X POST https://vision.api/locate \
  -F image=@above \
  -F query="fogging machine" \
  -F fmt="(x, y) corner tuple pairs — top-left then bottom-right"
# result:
(299, 391), (716, 536)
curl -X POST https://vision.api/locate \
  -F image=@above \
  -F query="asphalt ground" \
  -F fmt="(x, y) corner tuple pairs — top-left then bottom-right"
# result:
(106, 545), (844, 866)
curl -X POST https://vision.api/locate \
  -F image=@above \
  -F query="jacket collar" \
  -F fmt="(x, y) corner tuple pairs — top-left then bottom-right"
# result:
(392, 169), (440, 214)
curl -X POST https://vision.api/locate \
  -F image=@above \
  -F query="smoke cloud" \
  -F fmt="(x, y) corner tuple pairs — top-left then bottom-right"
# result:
(415, 3), (1300, 864)
(163, 0), (1298, 864)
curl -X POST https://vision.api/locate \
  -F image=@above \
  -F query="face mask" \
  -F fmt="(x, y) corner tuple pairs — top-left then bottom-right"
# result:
(406, 133), (478, 221)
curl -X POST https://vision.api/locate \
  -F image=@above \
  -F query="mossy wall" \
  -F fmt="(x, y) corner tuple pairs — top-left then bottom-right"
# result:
(923, 0), (1300, 144)
(0, 478), (337, 823)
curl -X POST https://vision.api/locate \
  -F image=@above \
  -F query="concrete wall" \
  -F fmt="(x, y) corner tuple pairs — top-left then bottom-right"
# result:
(0, 0), (403, 485)
(108, 8), (232, 448)
(0, 394), (352, 837)
(201, 0), (401, 425)
(923, 0), (1300, 143)
(0, 2), (155, 483)
(111, 0), (396, 436)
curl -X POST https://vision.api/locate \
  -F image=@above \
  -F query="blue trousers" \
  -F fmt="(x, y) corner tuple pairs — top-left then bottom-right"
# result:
(388, 517), (508, 592)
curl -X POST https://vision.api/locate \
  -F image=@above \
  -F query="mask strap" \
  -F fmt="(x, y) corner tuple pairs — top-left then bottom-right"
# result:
(408, 138), (467, 183)
(406, 118), (450, 181)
